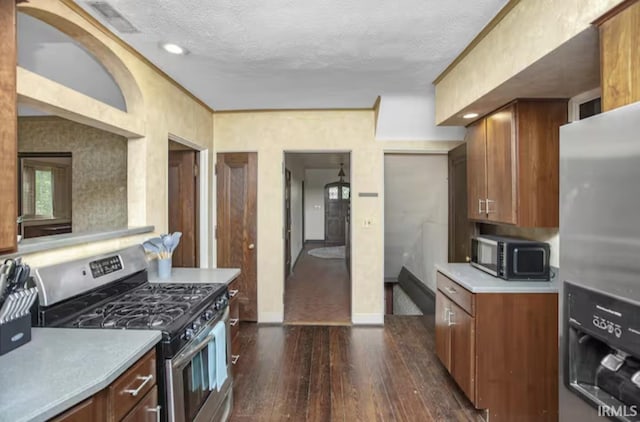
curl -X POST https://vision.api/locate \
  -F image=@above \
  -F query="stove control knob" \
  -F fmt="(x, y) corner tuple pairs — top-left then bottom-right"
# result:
(192, 321), (201, 331)
(184, 328), (194, 341)
(203, 309), (215, 320)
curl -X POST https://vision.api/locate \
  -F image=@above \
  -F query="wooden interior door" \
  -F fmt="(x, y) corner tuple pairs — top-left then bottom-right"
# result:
(284, 168), (291, 279)
(448, 143), (472, 263)
(217, 152), (258, 322)
(0, 0), (17, 253)
(450, 302), (476, 404)
(486, 105), (516, 224)
(324, 182), (349, 244)
(466, 119), (487, 221)
(435, 291), (451, 371)
(168, 149), (198, 268)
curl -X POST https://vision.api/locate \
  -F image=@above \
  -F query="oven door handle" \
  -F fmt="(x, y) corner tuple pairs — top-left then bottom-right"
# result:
(173, 332), (217, 369)
(172, 307), (229, 369)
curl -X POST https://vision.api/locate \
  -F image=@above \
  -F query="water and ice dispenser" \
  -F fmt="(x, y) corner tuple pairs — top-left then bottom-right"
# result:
(565, 281), (640, 420)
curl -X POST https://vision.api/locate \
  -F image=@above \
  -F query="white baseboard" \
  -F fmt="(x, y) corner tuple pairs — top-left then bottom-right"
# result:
(258, 312), (284, 324)
(352, 313), (384, 325)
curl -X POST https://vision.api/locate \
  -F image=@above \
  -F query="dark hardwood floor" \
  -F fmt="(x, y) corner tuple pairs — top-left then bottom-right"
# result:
(230, 316), (486, 421)
(284, 243), (350, 325)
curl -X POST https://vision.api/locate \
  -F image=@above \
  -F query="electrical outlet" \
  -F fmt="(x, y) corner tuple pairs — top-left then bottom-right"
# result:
(363, 218), (373, 228)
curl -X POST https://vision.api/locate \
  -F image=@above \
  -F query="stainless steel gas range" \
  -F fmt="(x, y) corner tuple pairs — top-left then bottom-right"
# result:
(31, 246), (233, 422)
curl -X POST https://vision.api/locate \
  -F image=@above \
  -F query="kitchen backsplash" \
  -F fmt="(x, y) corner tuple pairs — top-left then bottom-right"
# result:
(18, 116), (128, 233)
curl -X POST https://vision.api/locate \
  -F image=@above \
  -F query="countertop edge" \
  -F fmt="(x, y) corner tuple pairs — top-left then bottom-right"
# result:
(434, 263), (559, 294)
(24, 331), (162, 422)
(148, 267), (241, 285)
(1, 226), (155, 259)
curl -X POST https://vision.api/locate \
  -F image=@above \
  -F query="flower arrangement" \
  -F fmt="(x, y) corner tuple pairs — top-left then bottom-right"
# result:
(143, 232), (182, 260)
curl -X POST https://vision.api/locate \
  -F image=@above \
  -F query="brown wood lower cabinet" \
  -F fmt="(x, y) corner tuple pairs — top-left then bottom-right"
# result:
(51, 350), (158, 422)
(435, 272), (558, 422)
(229, 277), (241, 372)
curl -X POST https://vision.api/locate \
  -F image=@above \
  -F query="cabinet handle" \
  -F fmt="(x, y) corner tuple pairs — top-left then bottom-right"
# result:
(232, 354), (240, 365)
(444, 286), (457, 295)
(443, 307), (450, 322)
(146, 405), (161, 422)
(478, 199), (485, 214)
(486, 199), (495, 214)
(230, 318), (239, 326)
(123, 374), (153, 396)
(229, 289), (239, 298)
(447, 311), (456, 326)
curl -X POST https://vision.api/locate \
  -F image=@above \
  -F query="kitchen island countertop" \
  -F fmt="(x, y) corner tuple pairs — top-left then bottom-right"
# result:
(435, 262), (559, 293)
(0, 328), (161, 422)
(148, 267), (241, 285)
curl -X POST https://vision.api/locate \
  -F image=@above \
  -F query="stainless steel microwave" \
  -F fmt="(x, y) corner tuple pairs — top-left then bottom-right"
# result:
(471, 235), (550, 281)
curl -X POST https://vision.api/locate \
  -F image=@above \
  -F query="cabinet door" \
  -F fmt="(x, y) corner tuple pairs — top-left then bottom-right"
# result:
(0, 0), (17, 253)
(121, 386), (159, 422)
(486, 105), (516, 224)
(450, 302), (476, 404)
(435, 291), (451, 371)
(466, 119), (487, 220)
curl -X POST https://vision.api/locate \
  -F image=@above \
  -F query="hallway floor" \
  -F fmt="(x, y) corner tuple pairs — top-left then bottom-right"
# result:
(284, 243), (351, 325)
(230, 316), (485, 421)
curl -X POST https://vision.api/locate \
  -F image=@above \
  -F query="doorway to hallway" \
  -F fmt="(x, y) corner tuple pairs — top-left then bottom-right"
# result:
(283, 152), (351, 325)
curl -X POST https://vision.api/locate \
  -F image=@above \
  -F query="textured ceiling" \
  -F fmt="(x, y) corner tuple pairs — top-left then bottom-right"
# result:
(78, 0), (507, 110)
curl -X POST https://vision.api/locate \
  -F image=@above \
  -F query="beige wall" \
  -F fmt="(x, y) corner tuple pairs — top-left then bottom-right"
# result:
(384, 154), (448, 292)
(434, 0), (623, 124)
(11, 1), (214, 268)
(18, 116), (128, 233)
(214, 110), (385, 324)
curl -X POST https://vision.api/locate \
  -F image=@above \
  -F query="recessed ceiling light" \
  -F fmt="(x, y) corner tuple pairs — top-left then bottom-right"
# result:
(463, 112), (479, 119)
(161, 43), (188, 55)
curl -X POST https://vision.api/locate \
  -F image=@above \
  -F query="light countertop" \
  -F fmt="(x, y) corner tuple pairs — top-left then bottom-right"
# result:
(435, 263), (559, 293)
(148, 267), (241, 285)
(0, 328), (161, 422)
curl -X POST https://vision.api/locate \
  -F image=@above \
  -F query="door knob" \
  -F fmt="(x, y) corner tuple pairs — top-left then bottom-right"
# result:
(248, 243), (255, 250)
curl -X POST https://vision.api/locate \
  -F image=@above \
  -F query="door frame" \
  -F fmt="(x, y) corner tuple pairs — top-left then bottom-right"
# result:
(282, 150), (353, 322)
(168, 133), (209, 268)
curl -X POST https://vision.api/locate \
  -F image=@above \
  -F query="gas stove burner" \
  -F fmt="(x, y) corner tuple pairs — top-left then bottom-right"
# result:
(72, 302), (191, 329)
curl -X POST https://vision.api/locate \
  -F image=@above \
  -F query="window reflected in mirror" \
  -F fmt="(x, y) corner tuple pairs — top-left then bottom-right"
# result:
(19, 153), (72, 238)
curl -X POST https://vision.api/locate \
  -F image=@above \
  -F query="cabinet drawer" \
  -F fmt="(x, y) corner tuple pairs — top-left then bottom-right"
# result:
(230, 296), (240, 341)
(437, 272), (475, 316)
(121, 386), (159, 422)
(108, 349), (157, 422)
(228, 278), (239, 297)
(51, 396), (103, 422)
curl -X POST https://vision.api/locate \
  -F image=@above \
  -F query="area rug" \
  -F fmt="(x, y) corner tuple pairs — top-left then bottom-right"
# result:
(308, 246), (346, 259)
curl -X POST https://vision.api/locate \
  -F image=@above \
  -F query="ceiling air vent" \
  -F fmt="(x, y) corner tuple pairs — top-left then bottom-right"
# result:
(87, 1), (140, 34)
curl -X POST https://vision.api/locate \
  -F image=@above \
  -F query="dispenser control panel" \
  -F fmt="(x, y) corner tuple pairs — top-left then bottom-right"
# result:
(565, 281), (640, 356)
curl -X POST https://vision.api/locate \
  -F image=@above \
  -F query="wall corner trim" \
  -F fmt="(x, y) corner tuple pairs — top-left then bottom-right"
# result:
(258, 312), (284, 324)
(352, 313), (384, 325)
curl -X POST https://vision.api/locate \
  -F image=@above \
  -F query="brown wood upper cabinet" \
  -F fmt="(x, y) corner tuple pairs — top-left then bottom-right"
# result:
(466, 99), (567, 227)
(596, 0), (640, 111)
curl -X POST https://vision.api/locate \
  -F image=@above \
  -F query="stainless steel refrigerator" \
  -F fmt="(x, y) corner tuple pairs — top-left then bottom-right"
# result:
(560, 101), (640, 421)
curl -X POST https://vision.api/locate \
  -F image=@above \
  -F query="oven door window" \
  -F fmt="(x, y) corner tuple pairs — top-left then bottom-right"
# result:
(180, 335), (228, 422)
(183, 345), (212, 421)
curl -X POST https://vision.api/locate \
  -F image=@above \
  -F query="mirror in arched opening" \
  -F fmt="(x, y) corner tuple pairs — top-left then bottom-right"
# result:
(13, 10), (141, 242)
(17, 12), (127, 113)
